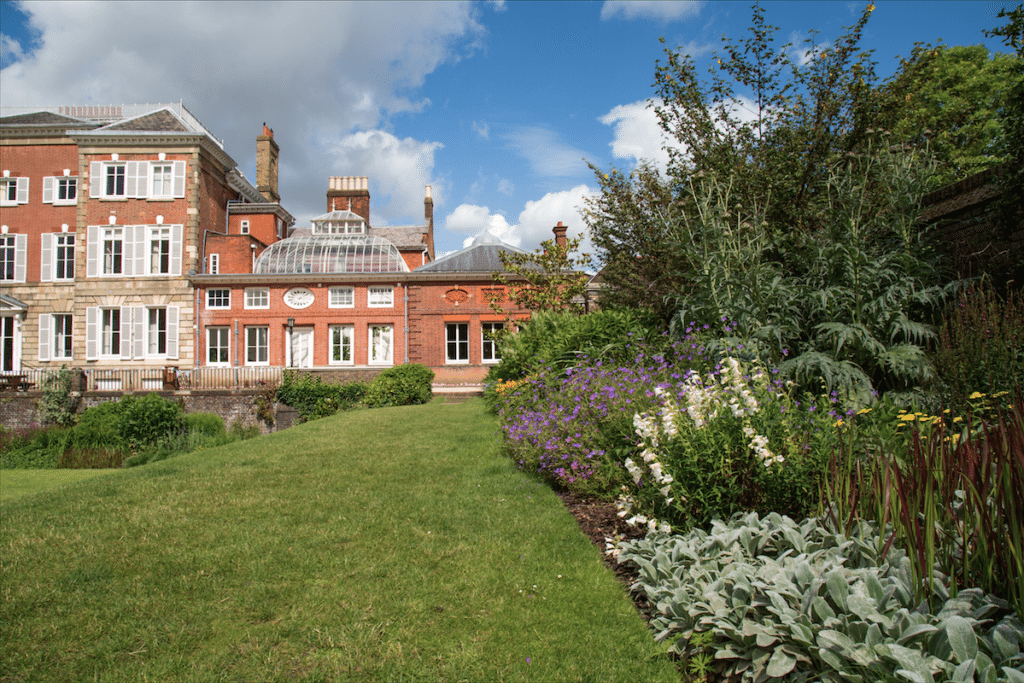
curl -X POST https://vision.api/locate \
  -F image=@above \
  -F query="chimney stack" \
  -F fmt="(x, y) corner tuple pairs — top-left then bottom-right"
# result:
(256, 123), (280, 202)
(552, 221), (568, 249)
(424, 185), (434, 259)
(327, 176), (371, 225)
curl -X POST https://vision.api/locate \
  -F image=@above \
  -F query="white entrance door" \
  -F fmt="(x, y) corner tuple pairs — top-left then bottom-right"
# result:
(287, 328), (313, 368)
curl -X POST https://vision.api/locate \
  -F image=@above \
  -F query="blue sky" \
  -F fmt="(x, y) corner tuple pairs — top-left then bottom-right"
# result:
(0, 0), (1015, 257)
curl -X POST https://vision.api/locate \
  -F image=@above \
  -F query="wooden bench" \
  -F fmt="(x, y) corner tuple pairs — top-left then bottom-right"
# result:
(0, 374), (35, 391)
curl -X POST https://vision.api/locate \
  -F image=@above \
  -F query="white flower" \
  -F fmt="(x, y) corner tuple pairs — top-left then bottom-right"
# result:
(649, 462), (664, 481)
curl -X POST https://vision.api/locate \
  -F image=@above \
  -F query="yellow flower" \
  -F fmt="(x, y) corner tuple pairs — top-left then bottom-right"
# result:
(857, 408), (872, 415)
(867, 3), (876, 12)
(969, 391), (986, 400)
(835, 419), (845, 427)
(952, 417), (963, 423)
(899, 414), (917, 422)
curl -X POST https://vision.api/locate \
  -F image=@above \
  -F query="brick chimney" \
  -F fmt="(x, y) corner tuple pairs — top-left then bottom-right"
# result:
(327, 176), (371, 225)
(424, 185), (435, 260)
(256, 123), (280, 202)
(552, 221), (568, 249)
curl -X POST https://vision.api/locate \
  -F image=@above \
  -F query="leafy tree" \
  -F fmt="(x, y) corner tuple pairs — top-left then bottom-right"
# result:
(881, 43), (1018, 186)
(487, 233), (591, 316)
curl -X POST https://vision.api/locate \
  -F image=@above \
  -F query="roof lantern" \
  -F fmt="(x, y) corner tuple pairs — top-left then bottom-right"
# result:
(253, 234), (409, 274)
(312, 208), (366, 235)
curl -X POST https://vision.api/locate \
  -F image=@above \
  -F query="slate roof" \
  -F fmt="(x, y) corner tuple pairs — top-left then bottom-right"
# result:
(101, 109), (190, 133)
(0, 111), (92, 126)
(414, 231), (529, 273)
(372, 225), (428, 250)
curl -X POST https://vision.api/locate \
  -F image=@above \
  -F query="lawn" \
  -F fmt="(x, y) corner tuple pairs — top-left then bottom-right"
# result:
(0, 399), (677, 682)
(0, 468), (119, 503)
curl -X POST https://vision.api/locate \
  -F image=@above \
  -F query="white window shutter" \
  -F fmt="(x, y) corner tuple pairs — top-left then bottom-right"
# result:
(142, 163), (152, 198)
(90, 162), (102, 198)
(120, 306), (133, 358)
(121, 226), (134, 277)
(166, 306), (179, 359)
(172, 160), (186, 198)
(38, 314), (51, 362)
(135, 225), (147, 276)
(85, 308), (98, 360)
(43, 177), (54, 204)
(124, 161), (137, 198)
(86, 226), (99, 277)
(40, 233), (53, 282)
(14, 234), (26, 282)
(170, 224), (183, 275)
(130, 306), (143, 358)
(15, 177), (29, 204)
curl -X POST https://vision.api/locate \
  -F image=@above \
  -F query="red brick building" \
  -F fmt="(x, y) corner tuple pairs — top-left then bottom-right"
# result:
(2, 103), (563, 386)
(1, 104), (293, 384)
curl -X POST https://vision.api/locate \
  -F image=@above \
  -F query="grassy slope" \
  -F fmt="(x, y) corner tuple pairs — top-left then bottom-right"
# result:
(0, 469), (118, 502)
(1, 399), (676, 683)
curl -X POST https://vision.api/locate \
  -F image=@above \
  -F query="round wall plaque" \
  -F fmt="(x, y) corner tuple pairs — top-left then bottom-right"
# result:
(283, 287), (314, 309)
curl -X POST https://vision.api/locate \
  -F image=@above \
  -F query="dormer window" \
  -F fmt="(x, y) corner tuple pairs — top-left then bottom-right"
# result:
(311, 209), (365, 235)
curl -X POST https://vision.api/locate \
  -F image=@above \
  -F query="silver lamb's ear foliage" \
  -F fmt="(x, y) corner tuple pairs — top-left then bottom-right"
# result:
(617, 513), (1024, 682)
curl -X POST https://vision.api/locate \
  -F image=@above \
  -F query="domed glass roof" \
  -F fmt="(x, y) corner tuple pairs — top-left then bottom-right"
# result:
(253, 234), (410, 274)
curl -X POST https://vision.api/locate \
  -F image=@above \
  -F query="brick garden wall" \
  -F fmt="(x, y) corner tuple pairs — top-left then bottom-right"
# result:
(920, 164), (1024, 287)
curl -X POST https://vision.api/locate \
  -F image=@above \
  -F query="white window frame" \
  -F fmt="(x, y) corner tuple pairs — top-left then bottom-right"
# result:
(446, 323), (470, 364)
(329, 324), (354, 365)
(206, 326), (231, 367)
(43, 176), (78, 206)
(86, 224), (182, 278)
(148, 225), (172, 275)
(134, 305), (179, 359)
(482, 322), (504, 363)
(40, 233), (76, 282)
(245, 326), (269, 366)
(38, 313), (73, 362)
(89, 160), (185, 200)
(101, 227), (124, 275)
(329, 286), (355, 308)
(369, 324), (393, 366)
(86, 306), (132, 360)
(0, 177), (29, 206)
(150, 163), (173, 199)
(245, 287), (269, 309)
(0, 234), (27, 282)
(206, 289), (231, 310)
(240, 220), (250, 235)
(368, 286), (393, 308)
(208, 253), (219, 274)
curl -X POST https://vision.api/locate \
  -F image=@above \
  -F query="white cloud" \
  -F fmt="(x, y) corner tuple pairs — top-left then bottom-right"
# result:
(600, 0), (704, 22)
(496, 178), (514, 196)
(323, 130), (444, 227)
(471, 120), (490, 139)
(505, 126), (589, 178)
(599, 99), (671, 173)
(446, 184), (598, 256)
(0, 1), (484, 226)
(444, 204), (514, 244)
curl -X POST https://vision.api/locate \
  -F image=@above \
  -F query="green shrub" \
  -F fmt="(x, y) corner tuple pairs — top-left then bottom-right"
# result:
(364, 364), (434, 408)
(183, 412), (226, 437)
(76, 399), (125, 434)
(931, 281), (1024, 413)
(0, 427), (68, 469)
(276, 372), (367, 422)
(118, 394), (182, 446)
(38, 366), (80, 427)
(618, 512), (1024, 682)
(491, 309), (659, 384)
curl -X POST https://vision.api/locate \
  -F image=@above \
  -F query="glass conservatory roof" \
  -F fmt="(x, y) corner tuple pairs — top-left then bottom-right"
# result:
(253, 234), (410, 274)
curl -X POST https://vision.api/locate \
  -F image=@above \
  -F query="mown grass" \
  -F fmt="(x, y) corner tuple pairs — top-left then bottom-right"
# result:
(1, 399), (676, 682)
(0, 468), (118, 503)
